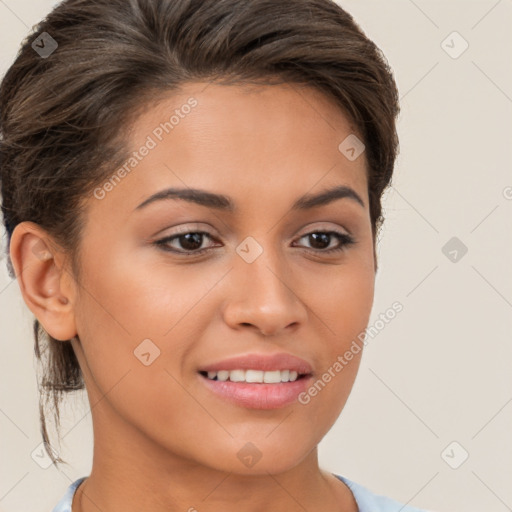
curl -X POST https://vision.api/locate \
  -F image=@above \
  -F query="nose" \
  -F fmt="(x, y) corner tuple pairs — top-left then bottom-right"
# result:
(222, 245), (308, 337)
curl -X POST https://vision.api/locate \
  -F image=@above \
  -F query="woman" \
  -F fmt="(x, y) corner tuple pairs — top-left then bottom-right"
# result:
(0, 0), (432, 510)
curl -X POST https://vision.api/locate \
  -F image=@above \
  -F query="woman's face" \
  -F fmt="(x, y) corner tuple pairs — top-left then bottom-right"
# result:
(67, 82), (375, 475)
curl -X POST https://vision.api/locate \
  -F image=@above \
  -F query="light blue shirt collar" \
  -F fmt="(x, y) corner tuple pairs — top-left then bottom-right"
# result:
(52, 474), (432, 512)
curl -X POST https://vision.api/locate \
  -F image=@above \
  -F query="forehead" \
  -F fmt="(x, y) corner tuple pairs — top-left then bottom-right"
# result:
(130, 81), (363, 154)
(88, 81), (369, 220)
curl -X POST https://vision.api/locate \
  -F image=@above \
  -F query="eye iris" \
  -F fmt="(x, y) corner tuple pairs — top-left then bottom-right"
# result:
(309, 232), (330, 250)
(179, 233), (203, 251)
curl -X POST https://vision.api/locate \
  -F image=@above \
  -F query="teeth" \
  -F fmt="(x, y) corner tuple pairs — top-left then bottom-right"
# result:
(263, 370), (281, 383)
(204, 369), (301, 383)
(229, 369), (245, 382)
(217, 370), (229, 381)
(245, 370), (263, 382)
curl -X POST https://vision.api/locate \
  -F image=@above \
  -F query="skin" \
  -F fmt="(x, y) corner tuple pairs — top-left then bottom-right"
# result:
(10, 82), (377, 512)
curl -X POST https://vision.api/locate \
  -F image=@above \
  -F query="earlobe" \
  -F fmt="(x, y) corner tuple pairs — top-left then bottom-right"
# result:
(9, 221), (78, 342)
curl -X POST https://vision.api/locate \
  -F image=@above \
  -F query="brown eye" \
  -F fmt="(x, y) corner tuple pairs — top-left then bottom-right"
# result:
(155, 231), (217, 255)
(154, 229), (356, 257)
(295, 231), (355, 254)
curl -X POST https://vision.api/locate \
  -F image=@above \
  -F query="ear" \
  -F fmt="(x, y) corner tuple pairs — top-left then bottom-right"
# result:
(9, 221), (78, 341)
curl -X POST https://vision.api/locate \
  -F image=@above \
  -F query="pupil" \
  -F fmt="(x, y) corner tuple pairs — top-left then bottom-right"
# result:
(310, 233), (329, 249)
(180, 233), (203, 250)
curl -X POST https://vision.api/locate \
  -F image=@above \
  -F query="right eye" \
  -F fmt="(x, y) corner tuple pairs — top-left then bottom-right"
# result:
(154, 231), (219, 256)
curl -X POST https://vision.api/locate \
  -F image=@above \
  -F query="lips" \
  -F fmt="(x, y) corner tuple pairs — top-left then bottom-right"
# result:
(197, 352), (313, 409)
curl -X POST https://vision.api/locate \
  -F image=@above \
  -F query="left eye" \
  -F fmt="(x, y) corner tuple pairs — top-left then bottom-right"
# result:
(154, 230), (355, 255)
(294, 231), (355, 253)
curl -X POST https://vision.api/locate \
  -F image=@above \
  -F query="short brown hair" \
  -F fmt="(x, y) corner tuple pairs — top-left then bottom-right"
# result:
(0, 0), (400, 466)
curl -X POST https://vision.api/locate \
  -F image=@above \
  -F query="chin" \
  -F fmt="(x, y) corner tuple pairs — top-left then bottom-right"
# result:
(193, 432), (318, 476)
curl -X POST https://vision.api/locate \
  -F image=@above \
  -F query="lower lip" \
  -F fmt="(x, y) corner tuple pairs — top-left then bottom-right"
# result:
(199, 373), (312, 409)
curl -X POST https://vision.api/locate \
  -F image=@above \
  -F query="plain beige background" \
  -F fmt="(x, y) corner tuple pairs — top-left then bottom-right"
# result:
(0, 1), (511, 511)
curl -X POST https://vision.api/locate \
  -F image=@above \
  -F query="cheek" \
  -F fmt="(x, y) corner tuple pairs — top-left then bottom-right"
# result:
(75, 252), (206, 341)
(297, 258), (374, 418)
(309, 254), (375, 346)
(71, 256), (217, 430)
(72, 276), (217, 459)
(332, 267), (374, 345)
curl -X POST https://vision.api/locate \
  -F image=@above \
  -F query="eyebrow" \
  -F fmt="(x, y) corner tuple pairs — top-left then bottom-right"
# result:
(134, 184), (365, 213)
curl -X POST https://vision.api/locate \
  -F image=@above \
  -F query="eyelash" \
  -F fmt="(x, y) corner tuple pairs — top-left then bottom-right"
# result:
(153, 229), (356, 257)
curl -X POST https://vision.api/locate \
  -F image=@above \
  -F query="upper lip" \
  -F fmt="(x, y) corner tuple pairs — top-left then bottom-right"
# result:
(199, 352), (313, 374)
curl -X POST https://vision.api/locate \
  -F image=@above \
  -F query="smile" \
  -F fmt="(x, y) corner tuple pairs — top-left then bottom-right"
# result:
(201, 369), (301, 383)
(198, 369), (313, 409)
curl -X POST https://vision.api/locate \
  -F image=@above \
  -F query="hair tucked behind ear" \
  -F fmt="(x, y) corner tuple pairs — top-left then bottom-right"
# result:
(0, 0), (400, 466)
